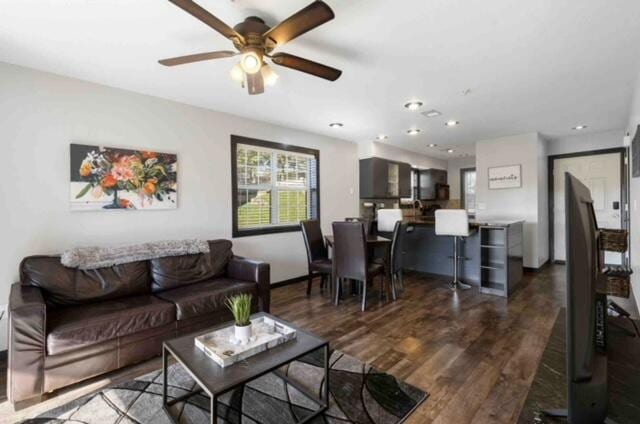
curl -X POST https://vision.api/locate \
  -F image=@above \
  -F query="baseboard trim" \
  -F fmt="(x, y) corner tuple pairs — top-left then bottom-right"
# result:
(524, 260), (551, 273)
(272, 275), (310, 289)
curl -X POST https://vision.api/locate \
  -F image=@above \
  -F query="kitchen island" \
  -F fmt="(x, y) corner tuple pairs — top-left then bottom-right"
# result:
(395, 217), (524, 296)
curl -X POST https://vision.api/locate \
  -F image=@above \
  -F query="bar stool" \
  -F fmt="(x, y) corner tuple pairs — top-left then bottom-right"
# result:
(435, 209), (472, 290)
(377, 209), (403, 233)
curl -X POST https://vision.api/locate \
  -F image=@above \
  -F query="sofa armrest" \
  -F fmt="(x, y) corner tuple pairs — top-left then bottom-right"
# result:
(227, 256), (271, 313)
(8, 282), (47, 403)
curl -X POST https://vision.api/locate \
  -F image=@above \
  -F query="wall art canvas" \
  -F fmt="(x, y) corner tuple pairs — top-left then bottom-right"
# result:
(70, 144), (177, 211)
(488, 164), (522, 189)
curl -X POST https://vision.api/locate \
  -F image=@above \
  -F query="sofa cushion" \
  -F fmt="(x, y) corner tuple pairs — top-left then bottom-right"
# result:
(46, 295), (175, 355)
(150, 240), (233, 292)
(155, 278), (258, 321)
(21, 256), (151, 307)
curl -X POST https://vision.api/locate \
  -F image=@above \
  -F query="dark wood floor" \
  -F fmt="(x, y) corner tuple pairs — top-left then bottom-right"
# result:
(0, 265), (566, 423)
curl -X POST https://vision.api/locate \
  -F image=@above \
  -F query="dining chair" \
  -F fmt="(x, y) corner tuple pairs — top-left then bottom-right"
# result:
(300, 220), (332, 296)
(345, 217), (372, 235)
(332, 221), (385, 311)
(389, 221), (409, 298)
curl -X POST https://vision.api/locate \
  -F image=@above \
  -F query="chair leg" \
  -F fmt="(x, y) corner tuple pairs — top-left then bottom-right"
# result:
(399, 270), (405, 292)
(361, 280), (367, 311)
(334, 278), (341, 306)
(320, 274), (326, 292)
(307, 274), (313, 297)
(391, 273), (397, 301)
(379, 274), (385, 301)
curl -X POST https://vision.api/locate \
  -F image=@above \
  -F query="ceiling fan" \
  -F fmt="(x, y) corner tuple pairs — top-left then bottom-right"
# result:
(159, 0), (342, 95)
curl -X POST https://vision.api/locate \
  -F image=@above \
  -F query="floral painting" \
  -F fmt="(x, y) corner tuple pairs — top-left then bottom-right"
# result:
(70, 144), (177, 211)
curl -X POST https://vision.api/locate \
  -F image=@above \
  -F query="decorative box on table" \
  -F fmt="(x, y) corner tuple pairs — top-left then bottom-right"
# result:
(195, 315), (297, 367)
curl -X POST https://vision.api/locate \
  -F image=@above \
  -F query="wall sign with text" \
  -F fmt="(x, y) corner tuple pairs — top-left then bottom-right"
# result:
(488, 165), (522, 189)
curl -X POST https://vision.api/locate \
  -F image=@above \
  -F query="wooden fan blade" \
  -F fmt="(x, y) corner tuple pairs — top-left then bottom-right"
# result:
(263, 1), (334, 45)
(247, 72), (264, 95)
(271, 52), (341, 81)
(169, 0), (245, 44)
(158, 50), (237, 66)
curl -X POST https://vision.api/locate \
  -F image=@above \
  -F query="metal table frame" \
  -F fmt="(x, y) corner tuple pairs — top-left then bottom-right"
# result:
(162, 342), (330, 424)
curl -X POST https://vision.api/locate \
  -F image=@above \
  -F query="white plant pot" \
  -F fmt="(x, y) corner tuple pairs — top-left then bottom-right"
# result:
(234, 324), (252, 344)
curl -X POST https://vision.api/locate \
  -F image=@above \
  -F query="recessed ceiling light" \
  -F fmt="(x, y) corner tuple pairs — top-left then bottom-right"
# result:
(404, 101), (423, 111)
(329, 122), (343, 128)
(427, 143), (438, 147)
(375, 134), (388, 141)
(447, 149), (455, 153)
(445, 120), (460, 127)
(422, 110), (441, 118)
(406, 128), (421, 135)
(572, 125), (588, 130)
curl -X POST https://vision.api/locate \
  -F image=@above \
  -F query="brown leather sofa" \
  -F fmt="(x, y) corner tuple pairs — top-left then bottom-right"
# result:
(8, 239), (270, 404)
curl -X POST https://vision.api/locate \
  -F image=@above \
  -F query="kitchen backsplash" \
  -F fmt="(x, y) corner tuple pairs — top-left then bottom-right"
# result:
(359, 198), (461, 219)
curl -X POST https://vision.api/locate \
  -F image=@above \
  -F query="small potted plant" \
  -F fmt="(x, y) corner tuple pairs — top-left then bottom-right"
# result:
(226, 293), (253, 344)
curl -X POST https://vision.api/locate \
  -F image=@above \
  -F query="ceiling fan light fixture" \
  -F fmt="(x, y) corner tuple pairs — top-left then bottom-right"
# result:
(261, 64), (279, 86)
(230, 63), (245, 83)
(329, 122), (343, 129)
(240, 51), (262, 74)
(406, 128), (421, 135)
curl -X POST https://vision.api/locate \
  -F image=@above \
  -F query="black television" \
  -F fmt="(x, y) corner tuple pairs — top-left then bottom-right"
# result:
(550, 173), (608, 422)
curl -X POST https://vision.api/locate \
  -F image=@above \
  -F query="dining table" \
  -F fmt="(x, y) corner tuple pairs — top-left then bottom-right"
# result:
(324, 234), (392, 301)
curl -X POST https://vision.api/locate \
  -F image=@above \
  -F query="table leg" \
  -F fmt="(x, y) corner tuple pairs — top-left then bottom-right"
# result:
(210, 394), (217, 424)
(162, 345), (168, 407)
(324, 344), (330, 407)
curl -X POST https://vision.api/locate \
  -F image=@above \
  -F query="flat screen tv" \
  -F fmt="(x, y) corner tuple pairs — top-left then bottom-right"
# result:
(560, 172), (608, 422)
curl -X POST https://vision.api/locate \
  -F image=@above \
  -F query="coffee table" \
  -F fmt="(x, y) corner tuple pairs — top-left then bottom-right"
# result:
(162, 312), (330, 424)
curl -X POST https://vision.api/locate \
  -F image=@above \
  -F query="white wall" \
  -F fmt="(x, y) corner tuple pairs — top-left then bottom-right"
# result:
(475, 133), (548, 268)
(358, 141), (448, 170)
(447, 156), (476, 200)
(0, 62), (359, 306)
(627, 70), (640, 312)
(547, 129), (625, 156)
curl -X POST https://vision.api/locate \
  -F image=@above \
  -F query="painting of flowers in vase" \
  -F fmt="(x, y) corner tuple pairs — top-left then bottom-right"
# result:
(70, 144), (177, 211)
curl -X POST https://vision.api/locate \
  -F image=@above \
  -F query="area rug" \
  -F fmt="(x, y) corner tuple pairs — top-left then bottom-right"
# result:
(22, 350), (427, 424)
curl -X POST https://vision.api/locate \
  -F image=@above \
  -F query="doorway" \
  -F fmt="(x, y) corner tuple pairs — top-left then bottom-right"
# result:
(460, 167), (476, 216)
(549, 148), (628, 265)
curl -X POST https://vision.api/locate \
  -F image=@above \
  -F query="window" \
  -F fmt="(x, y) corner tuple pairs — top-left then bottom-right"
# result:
(231, 135), (319, 237)
(460, 167), (476, 215)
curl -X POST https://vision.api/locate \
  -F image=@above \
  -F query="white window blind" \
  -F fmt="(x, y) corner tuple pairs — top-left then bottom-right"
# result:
(235, 143), (318, 232)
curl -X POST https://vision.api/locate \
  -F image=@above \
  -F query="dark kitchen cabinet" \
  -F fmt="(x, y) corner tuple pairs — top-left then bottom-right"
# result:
(399, 163), (412, 197)
(418, 169), (448, 200)
(360, 158), (411, 198)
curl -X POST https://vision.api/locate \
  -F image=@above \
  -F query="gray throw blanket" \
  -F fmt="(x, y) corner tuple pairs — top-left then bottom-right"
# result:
(61, 239), (210, 270)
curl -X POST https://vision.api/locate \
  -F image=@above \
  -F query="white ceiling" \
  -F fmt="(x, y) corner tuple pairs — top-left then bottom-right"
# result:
(2, 0), (640, 159)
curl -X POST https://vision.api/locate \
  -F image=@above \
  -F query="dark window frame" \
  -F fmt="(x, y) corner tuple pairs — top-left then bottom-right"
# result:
(231, 134), (320, 238)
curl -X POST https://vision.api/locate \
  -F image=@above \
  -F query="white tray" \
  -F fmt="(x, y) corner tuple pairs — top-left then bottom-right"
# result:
(195, 316), (297, 367)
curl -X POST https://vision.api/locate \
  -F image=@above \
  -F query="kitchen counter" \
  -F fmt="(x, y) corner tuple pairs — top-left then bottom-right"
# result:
(404, 217), (522, 228)
(397, 217), (524, 288)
